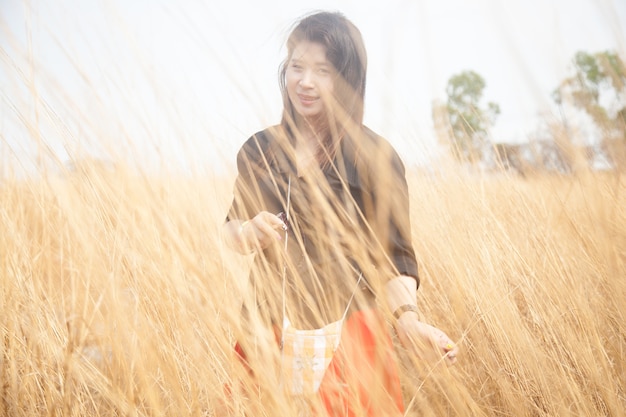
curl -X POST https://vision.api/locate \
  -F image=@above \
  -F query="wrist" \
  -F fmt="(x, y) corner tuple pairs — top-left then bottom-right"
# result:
(239, 220), (249, 235)
(237, 220), (253, 252)
(392, 304), (420, 320)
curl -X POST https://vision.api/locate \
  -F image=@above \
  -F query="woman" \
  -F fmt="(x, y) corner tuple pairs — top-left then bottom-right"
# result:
(223, 11), (458, 416)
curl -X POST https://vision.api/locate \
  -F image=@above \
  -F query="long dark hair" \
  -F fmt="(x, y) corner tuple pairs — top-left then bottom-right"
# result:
(279, 11), (368, 165)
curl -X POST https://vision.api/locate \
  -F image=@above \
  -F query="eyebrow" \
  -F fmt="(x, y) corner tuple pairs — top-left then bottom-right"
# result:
(290, 58), (332, 68)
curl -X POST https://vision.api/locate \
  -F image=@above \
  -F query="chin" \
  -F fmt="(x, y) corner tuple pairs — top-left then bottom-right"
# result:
(295, 106), (324, 119)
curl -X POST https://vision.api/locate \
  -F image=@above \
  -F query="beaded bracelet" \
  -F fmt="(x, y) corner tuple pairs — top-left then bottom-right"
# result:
(392, 304), (419, 319)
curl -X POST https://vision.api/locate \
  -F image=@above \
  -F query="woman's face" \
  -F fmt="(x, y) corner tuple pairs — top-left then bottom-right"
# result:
(285, 41), (335, 121)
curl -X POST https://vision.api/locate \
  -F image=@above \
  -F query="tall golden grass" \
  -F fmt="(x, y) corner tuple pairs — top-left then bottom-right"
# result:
(1, 160), (624, 416)
(2, 3), (625, 414)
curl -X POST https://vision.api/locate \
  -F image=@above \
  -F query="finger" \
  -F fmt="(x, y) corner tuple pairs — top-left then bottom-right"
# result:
(443, 341), (458, 364)
(252, 214), (283, 241)
(443, 341), (458, 354)
(269, 214), (288, 232)
(446, 352), (457, 365)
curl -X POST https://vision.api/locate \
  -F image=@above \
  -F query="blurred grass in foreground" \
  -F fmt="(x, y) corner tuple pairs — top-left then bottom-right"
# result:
(0, 163), (624, 416)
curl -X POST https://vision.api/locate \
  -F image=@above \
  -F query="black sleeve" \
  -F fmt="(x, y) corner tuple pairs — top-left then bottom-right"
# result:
(226, 133), (270, 223)
(385, 147), (419, 286)
(359, 134), (420, 288)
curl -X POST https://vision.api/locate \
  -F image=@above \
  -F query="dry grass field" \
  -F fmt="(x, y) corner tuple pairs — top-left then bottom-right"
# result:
(2, 1), (624, 414)
(1, 163), (624, 416)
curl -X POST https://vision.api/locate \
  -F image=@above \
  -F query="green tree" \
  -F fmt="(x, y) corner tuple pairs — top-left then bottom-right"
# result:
(444, 70), (500, 164)
(553, 50), (626, 169)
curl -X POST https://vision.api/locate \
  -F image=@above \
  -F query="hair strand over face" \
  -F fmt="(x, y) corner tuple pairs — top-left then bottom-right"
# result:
(279, 11), (368, 165)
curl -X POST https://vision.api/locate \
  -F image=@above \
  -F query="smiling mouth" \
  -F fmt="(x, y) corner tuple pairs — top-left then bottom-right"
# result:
(297, 94), (319, 104)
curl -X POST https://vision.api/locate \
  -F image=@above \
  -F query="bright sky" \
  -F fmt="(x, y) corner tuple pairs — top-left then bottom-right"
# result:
(1, 0), (625, 175)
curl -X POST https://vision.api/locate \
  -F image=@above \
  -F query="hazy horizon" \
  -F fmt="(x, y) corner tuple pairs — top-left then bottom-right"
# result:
(1, 0), (625, 176)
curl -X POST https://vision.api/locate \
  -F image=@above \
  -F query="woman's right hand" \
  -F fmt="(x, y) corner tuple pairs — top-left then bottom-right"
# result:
(236, 211), (287, 252)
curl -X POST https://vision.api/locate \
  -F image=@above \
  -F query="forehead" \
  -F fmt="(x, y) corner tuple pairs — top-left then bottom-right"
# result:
(290, 41), (330, 64)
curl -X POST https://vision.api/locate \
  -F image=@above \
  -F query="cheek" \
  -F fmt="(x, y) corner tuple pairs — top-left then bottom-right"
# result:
(318, 79), (335, 100)
(285, 74), (299, 95)
(320, 76), (335, 93)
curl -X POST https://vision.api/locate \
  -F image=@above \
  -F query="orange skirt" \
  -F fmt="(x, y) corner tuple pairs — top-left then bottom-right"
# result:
(234, 309), (404, 417)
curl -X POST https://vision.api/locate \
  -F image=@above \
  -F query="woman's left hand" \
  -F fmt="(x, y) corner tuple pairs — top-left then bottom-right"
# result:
(395, 313), (458, 365)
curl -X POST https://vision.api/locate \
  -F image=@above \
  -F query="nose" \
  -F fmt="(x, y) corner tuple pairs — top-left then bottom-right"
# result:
(299, 70), (314, 88)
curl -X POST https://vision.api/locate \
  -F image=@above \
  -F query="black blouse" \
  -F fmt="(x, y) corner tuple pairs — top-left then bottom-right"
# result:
(226, 125), (418, 328)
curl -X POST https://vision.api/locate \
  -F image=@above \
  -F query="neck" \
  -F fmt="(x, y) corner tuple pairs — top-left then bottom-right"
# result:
(290, 119), (323, 175)
(295, 113), (328, 138)
(294, 129), (319, 162)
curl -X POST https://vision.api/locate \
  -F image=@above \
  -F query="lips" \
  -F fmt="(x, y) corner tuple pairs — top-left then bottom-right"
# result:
(297, 94), (319, 105)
